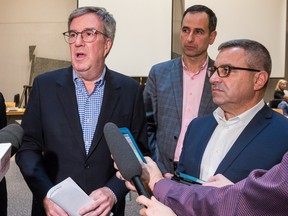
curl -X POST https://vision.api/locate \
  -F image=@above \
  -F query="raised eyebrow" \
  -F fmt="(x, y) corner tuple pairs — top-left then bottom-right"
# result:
(194, 28), (205, 32)
(68, 28), (95, 33)
(181, 26), (190, 31)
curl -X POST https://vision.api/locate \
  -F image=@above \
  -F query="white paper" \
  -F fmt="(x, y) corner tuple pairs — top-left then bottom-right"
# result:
(47, 177), (93, 216)
(0, 143), (12, 181)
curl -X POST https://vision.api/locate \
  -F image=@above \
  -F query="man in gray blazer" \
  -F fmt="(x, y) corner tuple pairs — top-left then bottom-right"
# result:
(144, 5), (218, 177)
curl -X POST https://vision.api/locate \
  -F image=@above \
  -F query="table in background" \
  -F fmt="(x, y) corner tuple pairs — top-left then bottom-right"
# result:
(6, 108), (25, 124)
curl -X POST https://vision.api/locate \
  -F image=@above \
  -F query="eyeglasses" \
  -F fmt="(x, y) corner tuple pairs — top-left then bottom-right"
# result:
(208, 65), (261, 78)
(62, 28), (108, 44)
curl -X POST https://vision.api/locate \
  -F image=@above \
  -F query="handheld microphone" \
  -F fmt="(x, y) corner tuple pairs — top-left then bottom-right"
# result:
(104, 122), (151, 198)
(0, 123), (24, 156)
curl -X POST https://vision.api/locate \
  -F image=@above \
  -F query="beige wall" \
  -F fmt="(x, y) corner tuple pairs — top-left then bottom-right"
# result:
(79, 0), (172, 77)
(0, 0), (287, 103)
(184, 0), (286, 78)
(0, 0), (77, 101)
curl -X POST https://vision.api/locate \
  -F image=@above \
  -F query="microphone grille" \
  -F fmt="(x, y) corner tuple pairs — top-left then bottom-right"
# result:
(104, 122), (142, 180)
(0, 123), (23, 149)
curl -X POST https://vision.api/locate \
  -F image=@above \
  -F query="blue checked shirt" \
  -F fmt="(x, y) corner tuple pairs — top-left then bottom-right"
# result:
(73, 69), (105, 155)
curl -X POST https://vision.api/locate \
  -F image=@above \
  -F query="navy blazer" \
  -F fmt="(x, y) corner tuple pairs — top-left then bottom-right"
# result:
(16, 66), (149, 215)
(177, 105), (288, 183)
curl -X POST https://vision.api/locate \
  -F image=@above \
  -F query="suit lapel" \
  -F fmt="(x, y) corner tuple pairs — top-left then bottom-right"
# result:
(198, 58), (214, 116)
(191, 118), (218, 177)
(171, 58), (183, 121)
(87, 68), (121, 157)
(216, 105), (272, 174)
(56, 67), (86, 155)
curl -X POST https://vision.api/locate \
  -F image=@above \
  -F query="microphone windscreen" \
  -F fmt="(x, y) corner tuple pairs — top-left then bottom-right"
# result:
(0, 124), (23, 149)
(104, 122), (142, 181)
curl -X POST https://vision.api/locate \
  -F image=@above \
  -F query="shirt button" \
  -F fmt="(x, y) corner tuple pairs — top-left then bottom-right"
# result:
(85, 164), (90, 169)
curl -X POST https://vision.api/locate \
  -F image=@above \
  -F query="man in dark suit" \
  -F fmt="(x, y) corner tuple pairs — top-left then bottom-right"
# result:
(144, 5), (218, 178)
(0, 92), (7, 216)
(177, 39), (288, 183)
(16, 7), (149, 216)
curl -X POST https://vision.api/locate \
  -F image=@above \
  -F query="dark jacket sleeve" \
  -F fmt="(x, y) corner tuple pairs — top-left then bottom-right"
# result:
(0, 92), (7, 129)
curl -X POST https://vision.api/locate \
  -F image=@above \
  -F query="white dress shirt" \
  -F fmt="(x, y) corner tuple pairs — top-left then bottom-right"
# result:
(200, 100), (265, 181)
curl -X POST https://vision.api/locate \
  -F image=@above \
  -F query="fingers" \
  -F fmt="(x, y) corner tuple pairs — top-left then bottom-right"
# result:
(78, 188), (114, 216)
(144, 156), (153, 163)
(136, 195), (152, 207)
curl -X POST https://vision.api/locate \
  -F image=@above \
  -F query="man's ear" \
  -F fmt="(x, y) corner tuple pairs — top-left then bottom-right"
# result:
(209, 30), (217, 45)
(104, 38), (113, 57)
(254, 71), (269, 90)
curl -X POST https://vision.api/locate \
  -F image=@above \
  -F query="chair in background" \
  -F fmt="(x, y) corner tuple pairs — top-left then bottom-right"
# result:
(268, 99), (282, 108)
(18, 45), (71, 108)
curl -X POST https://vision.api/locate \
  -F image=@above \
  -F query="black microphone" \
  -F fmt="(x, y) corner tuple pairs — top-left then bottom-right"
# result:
(0, 123), (24, 156)
(104, 122), (151, 198)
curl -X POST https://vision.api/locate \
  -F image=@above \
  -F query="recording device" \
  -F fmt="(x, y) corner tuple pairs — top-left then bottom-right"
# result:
(104, 122), (151, 198)
(172, 171), (205, 185)
(119, 127), (146, 163)
(0, 123), (24, 155)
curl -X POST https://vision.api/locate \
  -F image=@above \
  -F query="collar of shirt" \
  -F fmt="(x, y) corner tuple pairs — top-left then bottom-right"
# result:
(213, 99), (265, 127)
(73, 67), (106, 91)
(181, 56), (209, 78)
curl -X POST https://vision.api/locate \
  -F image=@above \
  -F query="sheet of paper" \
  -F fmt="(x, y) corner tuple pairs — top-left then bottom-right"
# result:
(47, 177), (93, 216)
(0, 143), (12, 181)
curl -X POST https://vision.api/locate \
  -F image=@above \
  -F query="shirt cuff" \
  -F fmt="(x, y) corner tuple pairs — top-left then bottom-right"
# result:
(104, 187), (117, 204)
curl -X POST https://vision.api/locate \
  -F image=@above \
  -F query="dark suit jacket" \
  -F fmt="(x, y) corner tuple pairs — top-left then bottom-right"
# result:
(144, 57), (217, 173)
(0, 92), (7, 216)
(16, 67), (149, 216)
(177, 105), (288, 183)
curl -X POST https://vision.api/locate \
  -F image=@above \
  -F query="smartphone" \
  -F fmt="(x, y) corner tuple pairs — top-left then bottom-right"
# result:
(119, 127), (146, 163)
(172, 171), (205, 185)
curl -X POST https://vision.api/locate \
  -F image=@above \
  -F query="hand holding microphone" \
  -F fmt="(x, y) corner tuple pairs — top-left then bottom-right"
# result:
(104, 122), (151, 198)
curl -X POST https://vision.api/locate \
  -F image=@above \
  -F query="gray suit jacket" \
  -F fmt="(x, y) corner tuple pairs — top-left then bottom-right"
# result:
(144, 57), (217, 173)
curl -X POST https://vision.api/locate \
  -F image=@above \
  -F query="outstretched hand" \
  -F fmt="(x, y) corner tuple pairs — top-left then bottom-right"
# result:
(204, 174), (234, 188)
(136, 196), (176, 216)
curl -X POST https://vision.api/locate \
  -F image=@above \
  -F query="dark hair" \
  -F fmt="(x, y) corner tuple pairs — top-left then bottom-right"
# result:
(218, 39), (272, 75)
(182, 5), (217, 33)
(68, 6), (116, 42)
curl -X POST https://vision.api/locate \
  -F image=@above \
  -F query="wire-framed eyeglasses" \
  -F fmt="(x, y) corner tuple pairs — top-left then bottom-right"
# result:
(208, 65), (261, 78)
(62, 28), (108, 44)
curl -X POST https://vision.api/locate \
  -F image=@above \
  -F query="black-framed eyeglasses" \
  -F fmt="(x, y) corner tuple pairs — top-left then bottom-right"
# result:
(62, 28), (108, 44)
(208, 65), (261, 78)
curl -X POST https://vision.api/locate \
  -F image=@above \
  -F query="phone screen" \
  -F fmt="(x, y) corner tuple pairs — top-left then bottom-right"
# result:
(120, 128), (146, 163)
(178, 172), (205, 185)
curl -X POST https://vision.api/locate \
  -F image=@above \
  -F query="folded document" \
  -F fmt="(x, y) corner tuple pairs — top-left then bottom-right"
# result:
(47, 177), (93, 216)
(0, 143), (12, 181)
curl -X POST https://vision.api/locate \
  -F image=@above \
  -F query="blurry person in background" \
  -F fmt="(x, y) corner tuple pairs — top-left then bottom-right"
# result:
(274, 79), (287, 99)
(277, 95), (288, 116)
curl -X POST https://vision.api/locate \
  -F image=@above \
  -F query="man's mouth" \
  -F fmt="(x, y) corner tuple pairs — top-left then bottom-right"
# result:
(75, 52), (86, 59)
